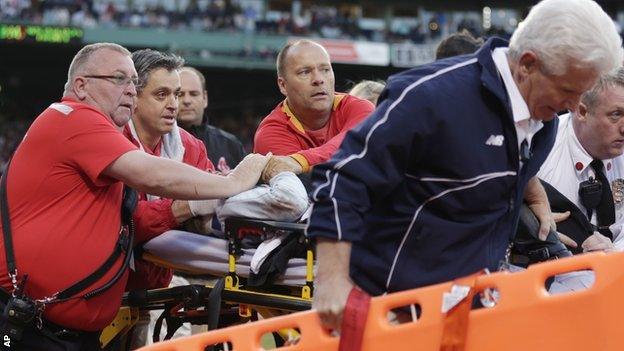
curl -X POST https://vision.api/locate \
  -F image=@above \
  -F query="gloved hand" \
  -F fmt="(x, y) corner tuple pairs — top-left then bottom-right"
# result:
(227, 153), (272, 193)
(188, 199), (220, 217)
(261, 155), (303, 183)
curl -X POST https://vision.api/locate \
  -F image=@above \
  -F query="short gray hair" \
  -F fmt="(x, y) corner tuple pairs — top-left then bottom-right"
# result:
(581, 68), (624, 112)
(509, 0), (623, 76)
(131, 49), (185, 93)
(349, 80), (385, 104)
(63, 42), (131, 94)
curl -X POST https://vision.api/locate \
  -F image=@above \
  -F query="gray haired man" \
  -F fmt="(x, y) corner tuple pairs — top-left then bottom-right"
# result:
(309, 0), (624, 330)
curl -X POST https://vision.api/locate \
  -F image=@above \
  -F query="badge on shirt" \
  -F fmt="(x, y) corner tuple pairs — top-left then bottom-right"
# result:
(611, 179), (624, 204)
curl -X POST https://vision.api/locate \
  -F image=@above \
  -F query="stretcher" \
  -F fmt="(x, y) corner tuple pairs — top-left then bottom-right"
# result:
(100, 217), (314, 350)
(136, 251), (624, 351)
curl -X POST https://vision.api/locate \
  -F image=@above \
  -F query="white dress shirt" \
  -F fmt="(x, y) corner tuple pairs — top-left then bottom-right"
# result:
(492, 47), (544, 156)
(538, 113), (624, 293)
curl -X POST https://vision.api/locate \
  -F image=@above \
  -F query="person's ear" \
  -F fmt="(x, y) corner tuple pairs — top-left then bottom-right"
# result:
(577, 102), (588, 121)
(277, 76), (288, 96)
(202, 90), (208, 109)
(517, 51), (539, 78)
(73, 77), (89, 100)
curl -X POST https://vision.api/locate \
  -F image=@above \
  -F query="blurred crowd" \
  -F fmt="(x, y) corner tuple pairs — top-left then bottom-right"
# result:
(0, 0), (514, 44)
(0, 120), (27, 175)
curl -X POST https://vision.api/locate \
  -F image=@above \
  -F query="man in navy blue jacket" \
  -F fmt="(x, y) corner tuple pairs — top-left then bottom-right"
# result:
(308, 0), (624, 330)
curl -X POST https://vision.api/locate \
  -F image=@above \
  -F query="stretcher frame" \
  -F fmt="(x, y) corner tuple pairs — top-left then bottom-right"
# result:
(100, 218), (314, 350)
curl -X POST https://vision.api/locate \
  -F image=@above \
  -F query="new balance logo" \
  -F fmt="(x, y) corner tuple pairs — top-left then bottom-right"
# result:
(485, 135), (504, 146)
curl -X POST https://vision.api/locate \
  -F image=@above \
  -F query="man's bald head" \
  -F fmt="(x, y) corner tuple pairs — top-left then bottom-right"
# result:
(276, 40), (329, 78)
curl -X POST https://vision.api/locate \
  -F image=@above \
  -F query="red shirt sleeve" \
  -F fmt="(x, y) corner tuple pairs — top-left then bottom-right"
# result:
(253, 118), (304, 156)
(297, 97), (374, 166)
(183, 131), (215, 172)
(133, 198), (178, 244)
(63, 108), (137, 186)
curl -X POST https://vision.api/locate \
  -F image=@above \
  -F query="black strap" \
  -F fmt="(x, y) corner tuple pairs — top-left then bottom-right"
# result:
(207, 278), (225, 331)
(589, 159), (615, 239)
(152, 303), (184, 343)
(541, 179), (594, 254)
(152, 308), (167, 343)
(57, 224), (133, 301)
(55, 187), (135, 302)
(1, 159), (17, 280)
(163, 317), (183, 341)
(1, 158), (134, 302)
(205, 278), (225, 351)
(151, 280), (225, 344)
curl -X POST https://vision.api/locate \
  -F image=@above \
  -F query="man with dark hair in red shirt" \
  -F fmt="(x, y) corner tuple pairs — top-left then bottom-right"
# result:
(124, 48), (226, 348)
(124, 49), (219, 293)
(254, 40), (374, 181)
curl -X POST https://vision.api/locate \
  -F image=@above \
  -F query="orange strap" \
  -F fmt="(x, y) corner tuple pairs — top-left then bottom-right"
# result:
(439, 271), (483, 351)
(339, 287), (371, 351)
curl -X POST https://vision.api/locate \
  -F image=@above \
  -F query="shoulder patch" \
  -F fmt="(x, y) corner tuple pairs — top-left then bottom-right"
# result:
(49, 103), (74, 116)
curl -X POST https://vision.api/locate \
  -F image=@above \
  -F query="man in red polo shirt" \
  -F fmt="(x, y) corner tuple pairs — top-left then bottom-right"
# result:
(0, 43), (269, 350)
(254, 40), (374, 181)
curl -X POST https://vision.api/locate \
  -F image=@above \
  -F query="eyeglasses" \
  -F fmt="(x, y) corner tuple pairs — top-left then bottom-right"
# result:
(84, 74), (139, 87)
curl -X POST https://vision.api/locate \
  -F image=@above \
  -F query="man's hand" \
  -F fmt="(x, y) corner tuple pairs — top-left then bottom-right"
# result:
(582, 232), (615, 252)
(261, 156), (303, 183)
(313, 268), (353, 331)
(313, 239), (353, 331)
(551, 211), (578, 248)
(227, 153), (272, 192)
(556, 232), (578, 248)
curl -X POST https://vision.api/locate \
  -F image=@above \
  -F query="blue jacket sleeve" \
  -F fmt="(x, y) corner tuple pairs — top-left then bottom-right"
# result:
(307, 81), (435, 243)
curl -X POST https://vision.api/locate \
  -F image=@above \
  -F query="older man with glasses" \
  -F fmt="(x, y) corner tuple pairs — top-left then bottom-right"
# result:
(0, 42), (269, 350)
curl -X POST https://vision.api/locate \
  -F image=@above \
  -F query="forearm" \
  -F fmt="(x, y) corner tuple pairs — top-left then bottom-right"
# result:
(313, 237), (355, 330)
(524, 176), (553, 240)
(315, 238), (352, 283)
(106, 151), (248, 200)
(135, 158), (242, 199)
(524, 176), (549, 206)
(297, 136), (342, 168)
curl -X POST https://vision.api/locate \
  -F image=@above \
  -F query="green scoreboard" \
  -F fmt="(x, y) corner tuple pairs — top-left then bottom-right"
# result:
(0, 23), (83, 44)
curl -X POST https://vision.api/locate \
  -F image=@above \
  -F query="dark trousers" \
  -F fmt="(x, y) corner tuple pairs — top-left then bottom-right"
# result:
(0, 296), (101, 351)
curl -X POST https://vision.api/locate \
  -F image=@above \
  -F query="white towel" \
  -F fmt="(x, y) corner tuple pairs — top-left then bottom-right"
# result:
(250, 233), (288, 274)
(127, 119), (185, 201)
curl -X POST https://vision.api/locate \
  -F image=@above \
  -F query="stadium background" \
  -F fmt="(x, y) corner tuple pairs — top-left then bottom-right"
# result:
(1, 0), (624, 174)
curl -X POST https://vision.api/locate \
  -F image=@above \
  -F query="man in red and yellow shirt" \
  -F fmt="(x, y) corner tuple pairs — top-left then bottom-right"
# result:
(254, 40), (374, 180)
